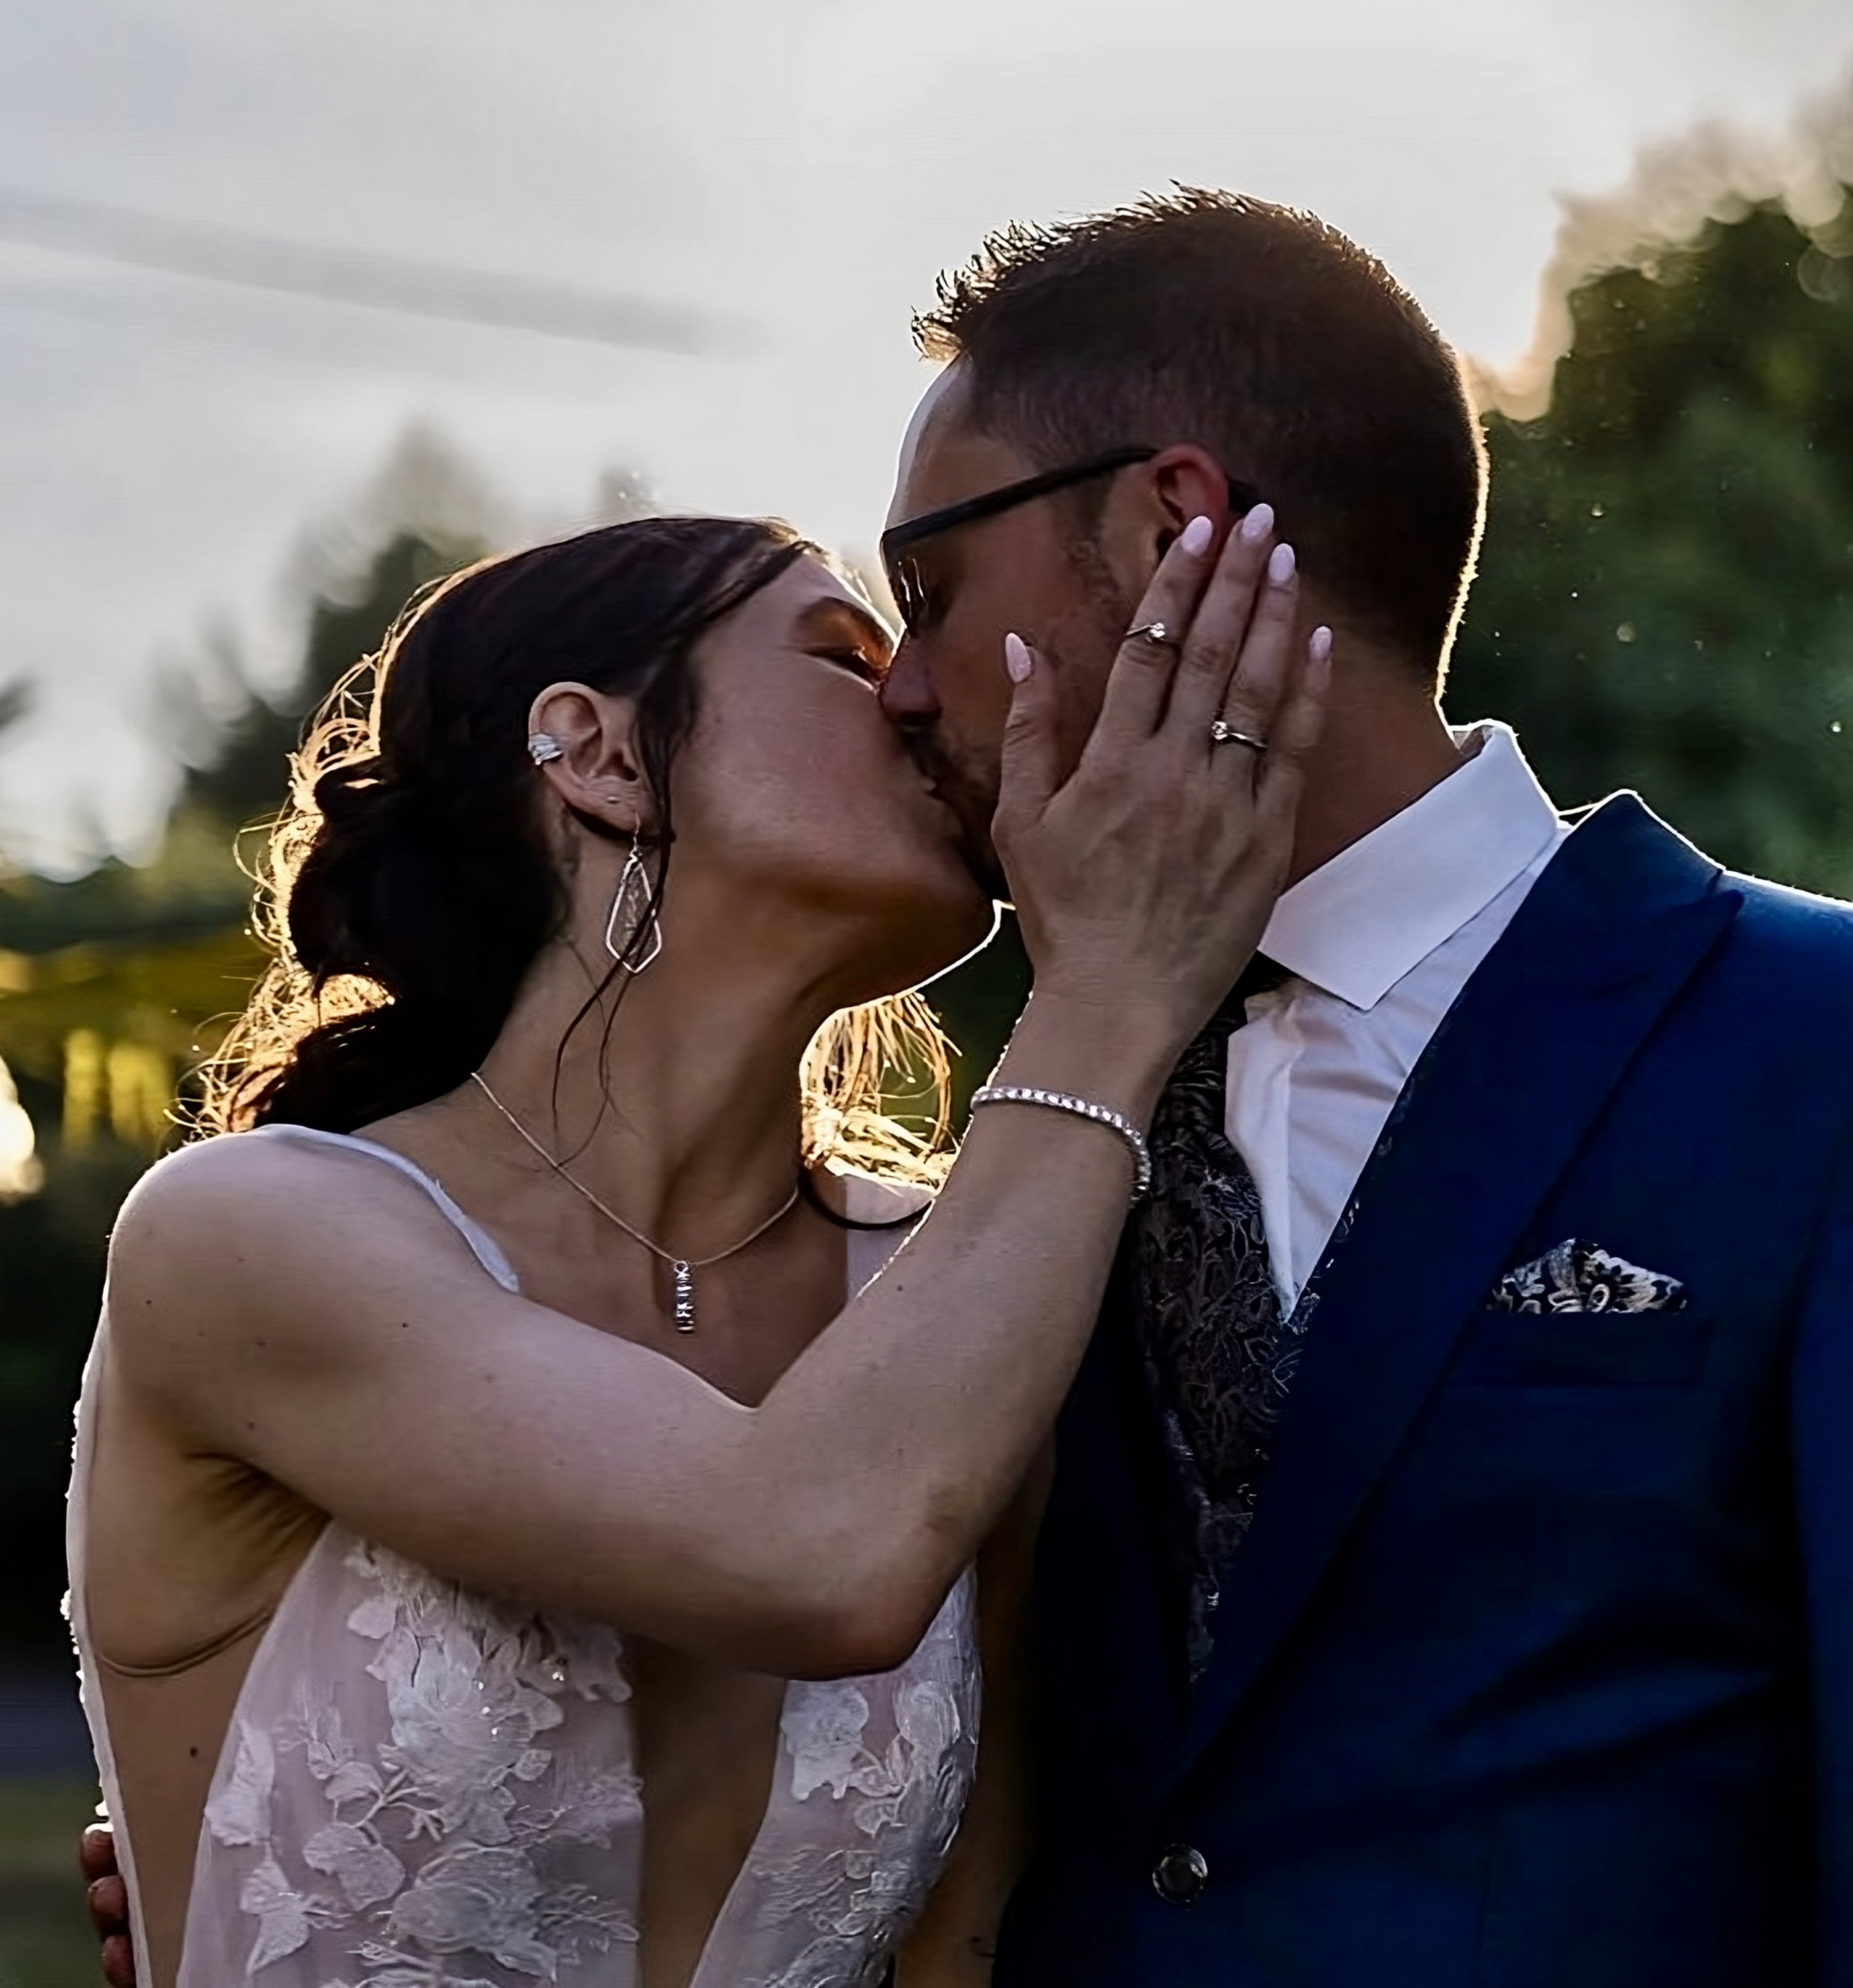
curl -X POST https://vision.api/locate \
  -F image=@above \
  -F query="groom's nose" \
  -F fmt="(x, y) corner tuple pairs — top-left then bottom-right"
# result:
(878, 637), (938, 725)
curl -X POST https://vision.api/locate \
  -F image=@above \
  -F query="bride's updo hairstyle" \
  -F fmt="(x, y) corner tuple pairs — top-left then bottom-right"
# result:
(201, 516), (952, 1179)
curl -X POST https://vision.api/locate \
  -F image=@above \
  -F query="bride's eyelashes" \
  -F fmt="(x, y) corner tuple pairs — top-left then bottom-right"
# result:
(815, 646), (891, 688)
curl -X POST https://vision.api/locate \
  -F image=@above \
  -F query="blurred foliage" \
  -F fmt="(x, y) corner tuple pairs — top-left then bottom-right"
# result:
(0, 526), (484, 1657)
(0, 184), (1849, 1663)
(1451, 193), (1853, 890)
(0, 1776), (111, 1986)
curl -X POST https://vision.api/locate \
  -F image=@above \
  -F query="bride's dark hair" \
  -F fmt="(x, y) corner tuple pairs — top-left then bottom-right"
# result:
(200, 515), (952, 1177)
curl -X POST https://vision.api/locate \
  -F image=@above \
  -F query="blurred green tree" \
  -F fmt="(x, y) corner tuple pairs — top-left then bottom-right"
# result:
(1450, 191), (1853, 889)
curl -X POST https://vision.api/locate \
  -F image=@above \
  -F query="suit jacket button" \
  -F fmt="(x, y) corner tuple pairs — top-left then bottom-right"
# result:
(1152, 1844), (1209, 1903)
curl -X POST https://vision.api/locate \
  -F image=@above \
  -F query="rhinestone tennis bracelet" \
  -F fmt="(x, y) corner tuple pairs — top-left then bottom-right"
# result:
(969, 1084), (1152, 1201)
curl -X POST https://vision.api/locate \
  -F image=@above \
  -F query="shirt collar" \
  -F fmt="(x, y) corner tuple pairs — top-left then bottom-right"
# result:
(1259, 721), (1565, 1011)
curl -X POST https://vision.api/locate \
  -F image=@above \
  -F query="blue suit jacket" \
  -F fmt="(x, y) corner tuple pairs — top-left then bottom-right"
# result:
(996, 796), (1853, 1987)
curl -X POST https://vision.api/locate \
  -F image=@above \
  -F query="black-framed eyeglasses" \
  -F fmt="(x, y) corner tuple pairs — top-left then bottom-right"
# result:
(879, 444), (1263, 635)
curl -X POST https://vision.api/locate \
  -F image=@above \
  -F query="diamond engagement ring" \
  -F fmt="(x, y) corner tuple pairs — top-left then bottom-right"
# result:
(1210, 720), (1268, 752)
(1126, 620), (1181, 649)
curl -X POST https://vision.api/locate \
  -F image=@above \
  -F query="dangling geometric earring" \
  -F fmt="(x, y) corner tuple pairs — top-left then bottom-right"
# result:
(604, 844), (662, 972)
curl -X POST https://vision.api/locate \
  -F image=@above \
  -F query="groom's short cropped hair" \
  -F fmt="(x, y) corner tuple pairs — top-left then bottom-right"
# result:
(914, 189), (1488, 684)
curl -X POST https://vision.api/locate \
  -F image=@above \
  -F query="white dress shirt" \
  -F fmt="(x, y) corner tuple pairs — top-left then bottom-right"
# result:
(1226, 722), (1568, 1315)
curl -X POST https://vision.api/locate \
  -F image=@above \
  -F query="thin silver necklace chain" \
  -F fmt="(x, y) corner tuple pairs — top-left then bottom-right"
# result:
(468, 1070), (802, 1334)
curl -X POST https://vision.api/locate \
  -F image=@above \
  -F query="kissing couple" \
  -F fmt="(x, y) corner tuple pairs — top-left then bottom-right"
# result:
(73, 190), (1853, 1988)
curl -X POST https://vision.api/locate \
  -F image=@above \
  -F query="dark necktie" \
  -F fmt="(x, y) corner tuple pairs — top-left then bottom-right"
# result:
(1130, 953), (1295, 1680)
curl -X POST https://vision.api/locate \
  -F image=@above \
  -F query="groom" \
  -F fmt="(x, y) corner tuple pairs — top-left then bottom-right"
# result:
(880, 190), (1853, 1983)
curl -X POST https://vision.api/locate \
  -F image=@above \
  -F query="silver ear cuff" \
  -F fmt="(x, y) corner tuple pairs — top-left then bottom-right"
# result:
(527, 733), (565, 766)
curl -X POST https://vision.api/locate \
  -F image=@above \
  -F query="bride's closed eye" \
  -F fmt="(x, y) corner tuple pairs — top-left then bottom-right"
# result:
(791, 591), (895, 689)
(815, 646), (890, 688)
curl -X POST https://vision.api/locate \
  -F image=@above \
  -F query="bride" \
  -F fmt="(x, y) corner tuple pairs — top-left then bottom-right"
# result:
(69, 506), (1322, 1988)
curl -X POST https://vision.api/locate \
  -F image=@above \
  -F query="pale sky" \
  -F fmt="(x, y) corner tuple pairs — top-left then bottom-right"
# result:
(1, 0), (1850, 870)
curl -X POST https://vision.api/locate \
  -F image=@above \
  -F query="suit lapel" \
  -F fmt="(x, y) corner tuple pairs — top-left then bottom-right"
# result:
(1161, 794), (1742, 1789)
(1037, 1255), (1194, 1796)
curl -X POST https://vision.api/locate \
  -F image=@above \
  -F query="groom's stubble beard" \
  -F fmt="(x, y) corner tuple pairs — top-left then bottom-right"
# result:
(884, 504), (1138, 898)
(899, 721), (1008, 897)
(899, 588), (1132, 903)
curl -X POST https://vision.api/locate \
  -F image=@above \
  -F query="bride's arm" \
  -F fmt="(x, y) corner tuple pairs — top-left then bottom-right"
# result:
(107, 990), (1163, 1680)
(107, 520), (1325, 1678)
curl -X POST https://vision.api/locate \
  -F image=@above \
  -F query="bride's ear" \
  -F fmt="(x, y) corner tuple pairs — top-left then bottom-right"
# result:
(526, 682), (655, 840)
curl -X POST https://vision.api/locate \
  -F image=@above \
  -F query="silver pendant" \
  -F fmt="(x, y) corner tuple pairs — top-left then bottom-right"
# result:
(672, 1259), (696, 1333)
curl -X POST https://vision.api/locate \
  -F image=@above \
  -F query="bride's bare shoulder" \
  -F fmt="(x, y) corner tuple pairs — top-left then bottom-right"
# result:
(105, 1130), (487, 1404)
(118, 1127), (339, 1222)
(110, 1128), (437, 1286)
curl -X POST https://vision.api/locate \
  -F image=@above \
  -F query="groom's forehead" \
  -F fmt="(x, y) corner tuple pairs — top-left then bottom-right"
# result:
(885, 363), (1030, 532)
(885, 366), (968, 531)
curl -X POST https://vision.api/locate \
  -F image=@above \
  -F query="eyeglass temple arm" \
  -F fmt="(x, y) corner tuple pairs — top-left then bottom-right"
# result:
(881, 455), (1263, 566)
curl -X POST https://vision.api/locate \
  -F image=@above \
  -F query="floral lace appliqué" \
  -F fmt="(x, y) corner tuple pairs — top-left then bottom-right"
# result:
(205, 1539), (640, 1983)
(716, 1574), (979, 1988)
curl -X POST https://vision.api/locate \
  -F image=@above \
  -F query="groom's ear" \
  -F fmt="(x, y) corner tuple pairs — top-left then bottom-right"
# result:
(1095, 445), (1235, 598)
(1145, 445), (1238, 561)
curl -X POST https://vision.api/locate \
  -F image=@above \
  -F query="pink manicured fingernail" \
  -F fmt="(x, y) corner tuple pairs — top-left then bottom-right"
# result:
(1269, 542), (1297, 586)
(1003, 632), (1033, 683)
(1310, 625), (1333, 663)
(1240, 502), (1276, 545)
(1179, 514), (1214, 557)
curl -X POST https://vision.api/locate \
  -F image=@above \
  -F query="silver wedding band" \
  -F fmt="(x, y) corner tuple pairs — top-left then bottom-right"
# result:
(1125, 619), (1181, 650)
(1210, 719), (1268, 752)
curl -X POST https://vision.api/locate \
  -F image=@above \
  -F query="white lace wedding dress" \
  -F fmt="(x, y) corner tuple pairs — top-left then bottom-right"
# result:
(68, 1127), (979, 1988)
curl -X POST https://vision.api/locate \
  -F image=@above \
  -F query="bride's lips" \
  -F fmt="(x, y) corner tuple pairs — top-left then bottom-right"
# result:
(891, 739), (971, 840)
(908, 768), (966, 839)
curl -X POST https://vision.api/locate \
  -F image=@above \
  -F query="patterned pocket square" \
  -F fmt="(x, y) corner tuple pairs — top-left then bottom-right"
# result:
(1487, 1238), (1687, 1315)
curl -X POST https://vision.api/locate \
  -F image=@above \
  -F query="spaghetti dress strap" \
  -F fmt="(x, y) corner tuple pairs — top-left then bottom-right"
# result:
(242, 1122), (521, 1292)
